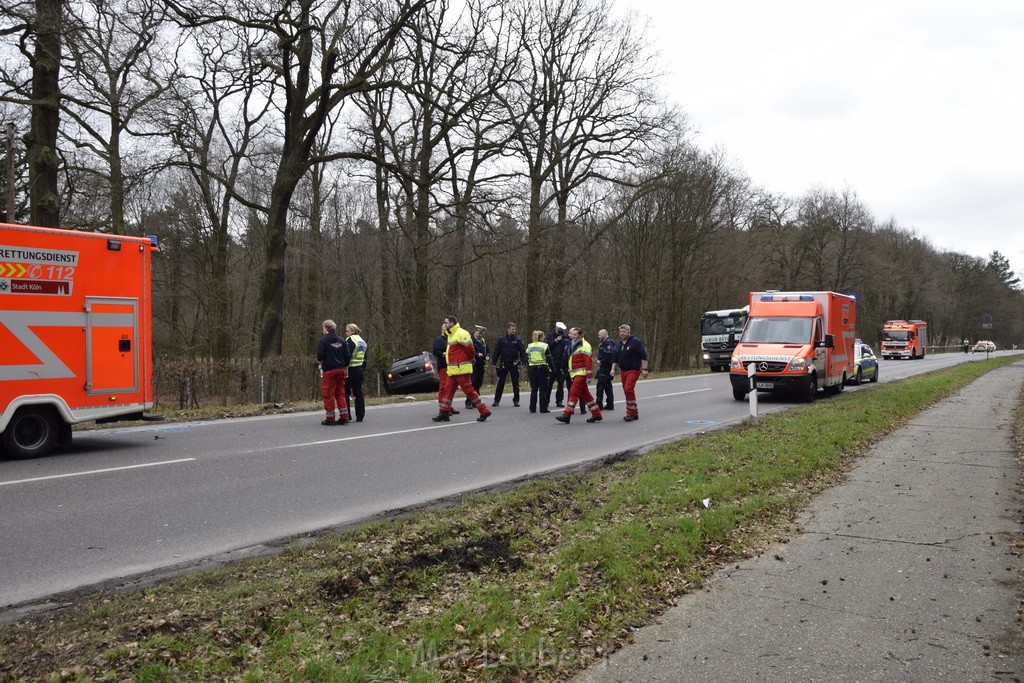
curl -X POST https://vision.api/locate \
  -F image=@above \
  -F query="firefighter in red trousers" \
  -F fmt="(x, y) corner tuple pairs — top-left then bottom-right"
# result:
(555, 327), (603, 424)
(611, 323), (648, 421)
(433, 315), (492, 422)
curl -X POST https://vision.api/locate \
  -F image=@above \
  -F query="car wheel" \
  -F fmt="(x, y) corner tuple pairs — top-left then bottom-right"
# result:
(732, 387), (748, 401)
(870, 367), (879, 383)
(853, 367), (862, 385)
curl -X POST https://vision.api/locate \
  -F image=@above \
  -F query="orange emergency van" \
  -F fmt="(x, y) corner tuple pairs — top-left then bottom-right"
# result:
(729, 291), (857, 402)
(880, 319), (928, 359)
(0, 223), (159, 458)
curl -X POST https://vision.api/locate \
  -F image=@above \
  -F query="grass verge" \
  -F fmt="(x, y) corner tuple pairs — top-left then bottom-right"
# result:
(2, 356), (1020, 681)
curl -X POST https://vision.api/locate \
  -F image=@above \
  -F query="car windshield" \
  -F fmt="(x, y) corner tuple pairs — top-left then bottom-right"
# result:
(883, 330), (909, 341)
(741, 317), (812, 344)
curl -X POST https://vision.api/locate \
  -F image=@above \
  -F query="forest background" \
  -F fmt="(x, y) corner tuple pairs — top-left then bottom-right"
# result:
(2, 0), (1022, 405)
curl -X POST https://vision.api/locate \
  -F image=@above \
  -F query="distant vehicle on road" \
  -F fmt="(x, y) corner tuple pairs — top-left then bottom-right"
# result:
(385, 352), (441, 394)
(880, 319), (928, 359)
(973, 340), (997, 353)
(700, 306), (748, 372)
(847, 341), (879, 385)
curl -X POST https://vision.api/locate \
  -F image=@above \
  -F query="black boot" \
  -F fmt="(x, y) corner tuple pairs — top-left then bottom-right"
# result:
(555, 414), (570, 424)
(432, 412), (450, 422)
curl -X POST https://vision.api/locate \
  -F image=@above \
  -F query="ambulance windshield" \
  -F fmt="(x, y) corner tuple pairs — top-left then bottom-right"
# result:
(741, 317), (812, 344)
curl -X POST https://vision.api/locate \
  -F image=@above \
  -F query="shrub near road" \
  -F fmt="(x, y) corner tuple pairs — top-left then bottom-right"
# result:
(1, 357), (1019, 681)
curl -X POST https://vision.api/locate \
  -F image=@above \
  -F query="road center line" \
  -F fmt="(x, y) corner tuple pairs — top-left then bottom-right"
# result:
(252, 421), (474, 452)
(0, 458), (197, 487)
(653, 388), (713, 398)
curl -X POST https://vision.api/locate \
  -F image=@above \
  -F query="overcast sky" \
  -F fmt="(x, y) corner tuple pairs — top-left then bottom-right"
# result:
(622, 1), (1024, 278)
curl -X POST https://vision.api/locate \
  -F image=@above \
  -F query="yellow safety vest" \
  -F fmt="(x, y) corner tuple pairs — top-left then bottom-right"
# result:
(445, 323), (475, 375)
(568, 338), (592, 378)
(527, 341), (550, 367)
(348, 334), (366, 367)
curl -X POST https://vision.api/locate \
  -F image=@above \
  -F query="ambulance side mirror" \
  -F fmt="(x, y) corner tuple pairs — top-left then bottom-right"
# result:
(819, 334), (835, 349)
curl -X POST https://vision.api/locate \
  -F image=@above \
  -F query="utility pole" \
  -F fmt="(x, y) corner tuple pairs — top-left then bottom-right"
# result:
(4, 121), (14, 223)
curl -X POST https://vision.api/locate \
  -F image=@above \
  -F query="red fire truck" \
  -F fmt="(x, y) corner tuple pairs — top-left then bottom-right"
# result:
(880, 320), (928, 359)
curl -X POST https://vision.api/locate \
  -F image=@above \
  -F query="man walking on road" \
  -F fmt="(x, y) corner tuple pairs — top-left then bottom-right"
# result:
(316, 319), (350, 425)
(466, 325), (489, 409)
(595, 328), (616, 411)
(555, 327), (602, 424)
(434, 315), (491, 422)
(611, 324), (648, 422)
(492, 322), (527, 407)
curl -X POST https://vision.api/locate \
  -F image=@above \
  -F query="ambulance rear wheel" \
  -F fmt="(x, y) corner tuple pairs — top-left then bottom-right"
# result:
(1, 407), (59, 460)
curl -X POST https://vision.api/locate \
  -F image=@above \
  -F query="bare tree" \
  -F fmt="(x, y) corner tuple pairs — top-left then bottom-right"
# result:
(166, 0), (429, 359)
(505, 0), (666, 330)
(58, 0), (180, 233)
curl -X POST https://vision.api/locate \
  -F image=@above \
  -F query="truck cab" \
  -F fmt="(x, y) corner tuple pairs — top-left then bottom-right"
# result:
(700, 306), (748, 372)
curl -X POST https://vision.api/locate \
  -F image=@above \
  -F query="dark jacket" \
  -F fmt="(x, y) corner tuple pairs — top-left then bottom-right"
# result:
(546, 329), (570, 375)
(317, 332), (351, 371)
(432, 334), (448, 370)
(492, 333), (527, 367)
(472, 335), (489, 365)
(597, 335), (617, 373)
(615, 335), (648, 371)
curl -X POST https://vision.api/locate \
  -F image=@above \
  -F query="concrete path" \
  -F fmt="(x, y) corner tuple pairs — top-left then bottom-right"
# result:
(576, 362), (1024, 683)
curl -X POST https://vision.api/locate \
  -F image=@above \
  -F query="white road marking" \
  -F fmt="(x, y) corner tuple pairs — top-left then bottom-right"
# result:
(652, 388), (713, 398)
(0, 458), (196, 487)
(253, 421), (474, 452)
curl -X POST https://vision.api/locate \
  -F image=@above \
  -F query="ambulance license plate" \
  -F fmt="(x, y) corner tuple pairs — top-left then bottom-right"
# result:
(755, 381), (774, 389)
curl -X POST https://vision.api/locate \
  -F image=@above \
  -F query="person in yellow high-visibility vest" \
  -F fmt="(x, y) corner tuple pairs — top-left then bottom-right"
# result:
(555, 327), (602, 424)
(345, 323), (368, 422)
(525, 330), (554, 413)
(433, 315), (492, 422)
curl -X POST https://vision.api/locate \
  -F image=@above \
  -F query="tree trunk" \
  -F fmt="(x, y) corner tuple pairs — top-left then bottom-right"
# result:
(28, 0), (63, 228)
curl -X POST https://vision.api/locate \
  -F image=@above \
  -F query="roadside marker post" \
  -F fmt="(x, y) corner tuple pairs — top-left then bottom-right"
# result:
(747, 363), (758, 424)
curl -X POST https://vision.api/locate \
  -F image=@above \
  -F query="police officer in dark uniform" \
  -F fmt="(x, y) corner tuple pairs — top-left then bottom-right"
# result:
(545, 322), (570, 407)
(466, 325), (490, 409)
(595, 328), (616, 410)
(492, 322), (527, 406)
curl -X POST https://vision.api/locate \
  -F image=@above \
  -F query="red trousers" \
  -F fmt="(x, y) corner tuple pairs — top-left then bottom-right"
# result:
(321, 367), (348, 420)
(564, 376), (602, 418)
(437, 368), (448, 404)
(620, 369), (640, 417)
(439, 372), (490, 416)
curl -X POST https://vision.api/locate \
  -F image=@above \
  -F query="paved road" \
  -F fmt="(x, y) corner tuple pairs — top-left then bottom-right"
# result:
(576, 360), (1024, 682)
(0, 351), (1007, 612)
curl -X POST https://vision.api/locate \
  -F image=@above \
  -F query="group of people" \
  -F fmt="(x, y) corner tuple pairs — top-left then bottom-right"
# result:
(316, 315), (649, 428)
(431, 317), (649, 425)
(316, 320), (368, 425)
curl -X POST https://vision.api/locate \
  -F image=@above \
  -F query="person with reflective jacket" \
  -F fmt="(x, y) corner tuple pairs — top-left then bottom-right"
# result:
(345, 323), (368, 422)
(525, 330), (554, 413)
(433, 315), (491, 422)
(555, 327), (603, 424)
(611, 324), (648, 422)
